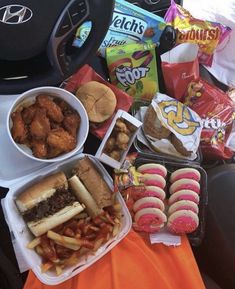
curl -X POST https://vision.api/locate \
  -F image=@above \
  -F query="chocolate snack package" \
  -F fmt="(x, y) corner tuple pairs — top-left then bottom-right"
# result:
(164, 0), (231, 66)
(106, 42), (159, 102)
(74, 0), (166, 57)
(160, 43), (199, 102)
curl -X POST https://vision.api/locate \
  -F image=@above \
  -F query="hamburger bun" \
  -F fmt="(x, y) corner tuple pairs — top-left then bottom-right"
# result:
(76, 81), (117, 123)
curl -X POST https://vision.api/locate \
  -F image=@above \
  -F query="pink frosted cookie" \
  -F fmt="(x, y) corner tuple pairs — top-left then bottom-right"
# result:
(167, 210), (199, 234)
(169, 179), (200, 194)
(132, 186), (166, 201)
(133, 222), (164, 233)
(137, 163), (167, 178)
(170, 168), (201, 183)
(168, 190), (200, 205)
(139, 174), (166, 189)
(133, 197), (165, 212)
(134, 208), (167, 231)
(168, 200), (199, 215)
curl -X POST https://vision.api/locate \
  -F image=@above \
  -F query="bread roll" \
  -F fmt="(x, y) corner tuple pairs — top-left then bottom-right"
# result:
(76, 81), (117, 123)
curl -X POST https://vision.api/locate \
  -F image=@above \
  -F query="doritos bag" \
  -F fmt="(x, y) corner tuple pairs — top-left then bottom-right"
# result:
(184, 79), (234, 160)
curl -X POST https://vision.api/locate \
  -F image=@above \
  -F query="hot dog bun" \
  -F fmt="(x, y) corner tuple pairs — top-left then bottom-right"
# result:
(15, 172), (84, 237)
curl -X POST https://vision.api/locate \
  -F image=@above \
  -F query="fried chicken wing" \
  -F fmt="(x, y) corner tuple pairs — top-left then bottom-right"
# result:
(31, 139), (48, 159)
(53, 98), (73, 115)
(11, 111), (28, 143)
(21, 104), (37, 124)
(47, 128), (76, 153)
(63, 113), (81, 137)
(30, 108), (51, 140)
(36, 94), (64, 123)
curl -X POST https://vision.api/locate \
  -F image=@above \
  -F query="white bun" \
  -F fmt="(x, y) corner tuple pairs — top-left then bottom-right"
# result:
(28, 202), (84, 237)
(69, 175), (103, 217)
(16, 172), (67, 213)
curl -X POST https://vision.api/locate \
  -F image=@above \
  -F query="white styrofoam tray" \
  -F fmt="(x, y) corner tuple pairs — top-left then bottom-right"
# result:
(3, 154), (132, 285)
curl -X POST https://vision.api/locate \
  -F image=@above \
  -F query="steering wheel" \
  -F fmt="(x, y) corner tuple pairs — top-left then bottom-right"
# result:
(0, 0), (115, 94)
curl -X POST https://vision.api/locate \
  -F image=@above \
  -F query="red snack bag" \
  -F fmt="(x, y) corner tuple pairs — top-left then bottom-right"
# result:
(64, 64), (133, 139)
(161, 43), (199, 101)
(184, 79), (234, 160)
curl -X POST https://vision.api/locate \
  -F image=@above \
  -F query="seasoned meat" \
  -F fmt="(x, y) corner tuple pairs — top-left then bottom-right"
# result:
(23, 189), (77, 222)
(47, 128), (76, 153)
(11, 111), (28, 143)
(63, 113), (81, 137)
(31, 139), (48, 159)
(21, 104), (37, 124)
(36, 94), (64, 123)
(30, 108), (51, 140)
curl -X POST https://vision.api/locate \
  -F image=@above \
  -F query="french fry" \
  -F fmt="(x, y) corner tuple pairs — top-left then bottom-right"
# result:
(27, 237), (41, 249)
(113, 203), (122, 212)
(35, 245), (44, 256)
(41, 261), (54, 273)
(55, 265), (63, 276)
(112, 223), (120, 237)
(63, 253), (79, 267)
(93, 238), (104, 252)
(54, 240), (80, 251)
(47, 230), (83, 247)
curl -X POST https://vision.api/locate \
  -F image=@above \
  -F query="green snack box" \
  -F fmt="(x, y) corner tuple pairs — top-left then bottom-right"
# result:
(106, 42), (159, 102)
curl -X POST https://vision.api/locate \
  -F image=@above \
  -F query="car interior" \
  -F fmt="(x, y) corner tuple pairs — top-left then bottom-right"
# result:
(0, 1), (234, 289)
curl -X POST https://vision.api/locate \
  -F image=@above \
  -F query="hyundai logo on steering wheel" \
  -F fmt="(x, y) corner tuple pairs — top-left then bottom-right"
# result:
(0, 5), (32, 24)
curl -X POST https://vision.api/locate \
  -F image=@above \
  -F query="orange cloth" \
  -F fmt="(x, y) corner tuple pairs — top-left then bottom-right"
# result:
(23, 230), (205, 289)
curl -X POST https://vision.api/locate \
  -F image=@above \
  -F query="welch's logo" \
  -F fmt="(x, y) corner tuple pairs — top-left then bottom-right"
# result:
(110, 11), (147, 41)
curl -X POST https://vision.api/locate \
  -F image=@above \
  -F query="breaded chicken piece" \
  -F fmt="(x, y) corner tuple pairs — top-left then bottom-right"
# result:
(47, 128), (76, 152)
(21, 104), (37, 124)
(63, 113), (81, 137)
(30, 108), (51, 140)
(31, 139), (48, 158)
(36, 94), (64, 123)
(11, 111), (28, 143)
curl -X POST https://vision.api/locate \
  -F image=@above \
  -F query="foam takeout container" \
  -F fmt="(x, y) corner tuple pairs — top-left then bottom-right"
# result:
(2, 154), (132, 285)
(95, 109), (142, 169)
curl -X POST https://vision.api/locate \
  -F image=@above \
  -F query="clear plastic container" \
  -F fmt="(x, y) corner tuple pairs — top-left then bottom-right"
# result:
(2, 154), (132, 285)
(134, 155), (208, 246)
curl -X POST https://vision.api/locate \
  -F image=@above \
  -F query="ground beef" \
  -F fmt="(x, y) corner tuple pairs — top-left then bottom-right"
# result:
(23, 189), (77, 222)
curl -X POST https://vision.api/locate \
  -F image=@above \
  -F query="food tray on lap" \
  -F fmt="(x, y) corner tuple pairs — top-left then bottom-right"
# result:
(132, 100), (203, 164)
(134, 155), (208, 246)
(2, 154), (132, 285)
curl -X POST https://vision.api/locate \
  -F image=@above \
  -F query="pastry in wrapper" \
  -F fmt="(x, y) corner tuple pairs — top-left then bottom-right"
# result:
(141, 93), (203, 160)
